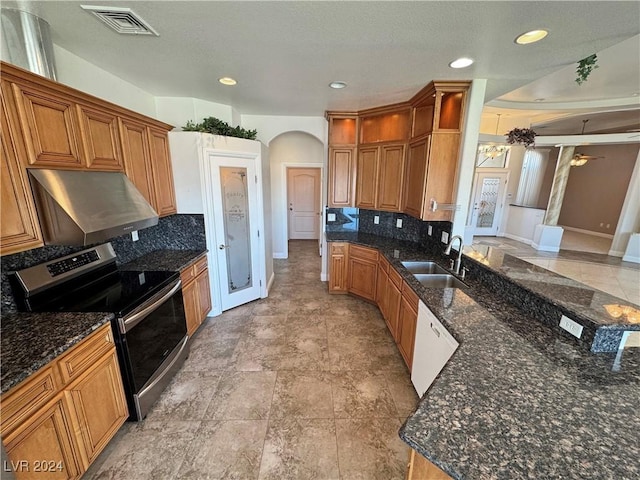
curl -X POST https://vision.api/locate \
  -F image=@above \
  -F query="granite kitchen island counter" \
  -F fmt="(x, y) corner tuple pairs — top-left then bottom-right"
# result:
(326, 231), (640, 479)
(1, 311), (113, 394)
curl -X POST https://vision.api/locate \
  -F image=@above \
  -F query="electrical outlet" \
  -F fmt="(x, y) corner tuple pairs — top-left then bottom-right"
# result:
(327, 213), (336, 222)
(374, 215), (379, 224)
(559, 315), (583, 338)
(606, 223), (610, 229)
(138, 272), (146, 285)
(396, 219), (403, 228)
(393, 249), (400, 258)
(441, 231), (449, 244)
(427, 225), (433, 236)
(131, 231), (139, 242)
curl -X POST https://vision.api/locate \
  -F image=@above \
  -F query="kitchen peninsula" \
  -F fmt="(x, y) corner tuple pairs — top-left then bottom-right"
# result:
(326, 228), (640, 479)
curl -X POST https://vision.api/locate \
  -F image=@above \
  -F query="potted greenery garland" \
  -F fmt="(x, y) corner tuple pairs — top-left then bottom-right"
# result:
(182, 117), (258, 140)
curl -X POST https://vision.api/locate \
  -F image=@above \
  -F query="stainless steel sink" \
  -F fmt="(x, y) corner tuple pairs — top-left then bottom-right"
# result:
(401, 261), (448, 275)
(413, 274), (467, 289)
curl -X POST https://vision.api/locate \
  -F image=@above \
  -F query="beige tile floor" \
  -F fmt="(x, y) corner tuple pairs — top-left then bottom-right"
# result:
(85, 240), (418, 480)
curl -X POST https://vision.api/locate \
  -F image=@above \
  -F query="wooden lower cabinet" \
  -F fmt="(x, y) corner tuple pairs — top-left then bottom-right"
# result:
(376, 261), (389, 318)
(406, 448), (452, 480)
(328, 243), (349, 293)
(181, 257), (212, 336)
(385, 278), (402, 339)
(1, 324), (128, 480)
(347, 245), (378, 301)
(398, 283), (419, 370)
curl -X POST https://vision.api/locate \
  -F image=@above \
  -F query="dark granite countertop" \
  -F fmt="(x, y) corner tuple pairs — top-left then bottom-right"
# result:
(119, 249), (207, 272)
(1, 311), (113, 394)
(1, 249), (205, 396)
(325, 231), (640, 479)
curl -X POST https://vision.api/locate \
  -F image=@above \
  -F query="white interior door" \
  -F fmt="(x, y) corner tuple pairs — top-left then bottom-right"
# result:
(206, 154), (262, 311)
(470, 171), (508, 236)
(287, 167), (321, 240)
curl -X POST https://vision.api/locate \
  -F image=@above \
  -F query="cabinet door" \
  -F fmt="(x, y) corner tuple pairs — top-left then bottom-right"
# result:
(65, 351), (127, 470)
(406, 448), (452, 480)
(384, 279), (401, 340)
(196, 269), (212, 322)
(347, 257), (378, 301)
(422, 132), (460, 221)
(328, 243), (349, 293)
(398, 297), (418, 370)
(377, 144), (405, 212)
(328, 147), (356, 207)
(355, 146), (379, 209)
(4, 395), (81, 480)
(182, 278), (200, 337)
(404, 139), (429, 218)
(376, 265), (388, 319)
(147, 127), (177, 216)
(0, 91), (44, 255)
(119, 118), (155, 207)
(76, 104), (123, 171)
(11, 83), (82, 168)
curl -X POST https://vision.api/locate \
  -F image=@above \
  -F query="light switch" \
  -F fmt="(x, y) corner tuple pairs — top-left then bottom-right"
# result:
(441, 231), (449, 244)
(131, 231), (139, 241)
(427, 225), (433, 236)
(396, 219), (403, 228)
(327, 213), (336, 222)
(374, 215), (380, 224)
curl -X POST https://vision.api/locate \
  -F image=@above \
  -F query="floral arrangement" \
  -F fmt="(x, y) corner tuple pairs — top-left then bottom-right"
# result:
(182, 117), (258, 140)
(505, 128), (536, 148)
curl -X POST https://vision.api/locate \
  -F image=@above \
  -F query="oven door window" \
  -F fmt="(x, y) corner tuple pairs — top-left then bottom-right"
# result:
(125, 291), (187, 392)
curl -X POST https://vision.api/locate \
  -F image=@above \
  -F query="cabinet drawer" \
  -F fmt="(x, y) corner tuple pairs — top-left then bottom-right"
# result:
(388, 266), (403, 289)
(349, 244), (378, 262)
(378, 254), (389, 274)
(330, 242), (348, 255)
(180, 265), (197, 285)
(193, 256), (208, 276)
(402, 281), (419, 311)
(1, 366), (60, 436)
(58, 324), (114, 384)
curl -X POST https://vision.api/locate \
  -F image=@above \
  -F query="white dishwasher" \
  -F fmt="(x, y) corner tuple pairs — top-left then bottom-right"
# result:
(411, 301), (459, 397)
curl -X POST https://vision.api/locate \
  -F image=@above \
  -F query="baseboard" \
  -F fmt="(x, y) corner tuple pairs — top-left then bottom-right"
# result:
(531, 241), (560, 253)
(504, 233), (532, 245)
(320, 273), (328, 282)
(273, 252), (287, 259)
(560, 225), (614, 239)
(266, 271), (275, 294)
(622, 253), (640, 263)
(608, 249), (625, 258)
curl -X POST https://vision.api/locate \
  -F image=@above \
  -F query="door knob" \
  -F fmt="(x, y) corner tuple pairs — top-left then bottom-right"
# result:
(219, 244), (229, 250)
(289, 208), (293, 211)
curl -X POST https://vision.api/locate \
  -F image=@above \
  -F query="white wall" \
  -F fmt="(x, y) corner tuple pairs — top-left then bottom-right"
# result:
(504, 205), (546, 244)
(453, 79), (486, 238)
(268, 131), (325, 258)
(611, 149), (640, 257)
(240, 114), (327, 145)
(155, 97), (238, 129)
(53, 45), (157, 118)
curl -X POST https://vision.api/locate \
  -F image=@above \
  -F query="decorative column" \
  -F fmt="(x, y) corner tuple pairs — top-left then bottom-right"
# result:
(543, 145), (575, 225)
(532, 145), (575, 252)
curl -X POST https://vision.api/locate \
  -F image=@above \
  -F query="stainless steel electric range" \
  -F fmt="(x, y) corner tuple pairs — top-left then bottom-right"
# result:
(12, 243), (189, 421)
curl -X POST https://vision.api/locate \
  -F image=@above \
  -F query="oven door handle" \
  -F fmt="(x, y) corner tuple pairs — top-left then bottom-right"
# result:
(137, 335), (189, 400)
(119, 279), (182, 334)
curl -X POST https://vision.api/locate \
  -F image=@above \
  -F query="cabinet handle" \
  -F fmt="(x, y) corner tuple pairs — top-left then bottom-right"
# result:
(430, 322), (441, 337)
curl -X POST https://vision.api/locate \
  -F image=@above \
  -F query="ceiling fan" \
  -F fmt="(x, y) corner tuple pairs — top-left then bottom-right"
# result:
(570, 119), (604, 166)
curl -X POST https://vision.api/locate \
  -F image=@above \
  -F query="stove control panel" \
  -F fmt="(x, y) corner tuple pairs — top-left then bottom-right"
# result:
(47, 251), (100, 277)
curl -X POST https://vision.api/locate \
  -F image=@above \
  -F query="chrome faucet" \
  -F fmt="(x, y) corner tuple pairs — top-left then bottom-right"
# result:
(444, 235), (464, 275)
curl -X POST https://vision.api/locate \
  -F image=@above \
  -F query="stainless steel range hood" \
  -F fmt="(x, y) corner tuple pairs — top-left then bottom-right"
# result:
(29, 169), (158, 246)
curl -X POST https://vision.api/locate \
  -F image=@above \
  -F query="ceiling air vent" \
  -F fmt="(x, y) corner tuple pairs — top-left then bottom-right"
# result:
(80, 5), (159, 36)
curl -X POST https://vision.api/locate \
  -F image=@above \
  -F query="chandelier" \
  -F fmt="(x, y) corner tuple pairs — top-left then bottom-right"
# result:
(478, 114), (509, 159)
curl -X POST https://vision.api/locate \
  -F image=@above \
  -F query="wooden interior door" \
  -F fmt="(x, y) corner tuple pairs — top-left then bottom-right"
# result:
(287, 167), (321, 240)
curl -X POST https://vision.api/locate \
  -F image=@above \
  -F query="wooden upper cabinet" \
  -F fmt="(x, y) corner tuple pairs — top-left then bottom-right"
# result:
(328, 147), (356, 207)
(119, 117), (155, 208)
(422, 133), (461, 221)
(11, 82), (83, 168)
(359, 107), (411, 144)
(377, 144), (405, 211)
(404, 139), (429, 218)
(329, 116), (357, 145)
(76, 104), (124, 171)
(355, 146), (379, 209)
(147, 126), (177, 216)
(0, 89), (44, 255)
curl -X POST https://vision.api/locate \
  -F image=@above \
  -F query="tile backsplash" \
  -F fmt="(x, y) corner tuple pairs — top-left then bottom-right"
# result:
(1, 214), (206, 314)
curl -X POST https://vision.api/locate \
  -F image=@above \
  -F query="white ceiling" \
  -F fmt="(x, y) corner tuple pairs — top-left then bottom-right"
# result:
(3, 1), (640, 125)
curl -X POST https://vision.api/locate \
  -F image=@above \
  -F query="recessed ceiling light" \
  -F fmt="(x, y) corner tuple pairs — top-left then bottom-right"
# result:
(219, 77), (237, 86)
(329, 81), (347, 89)
(515, 29), (548, 45)
(449, 58), (474, 69)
